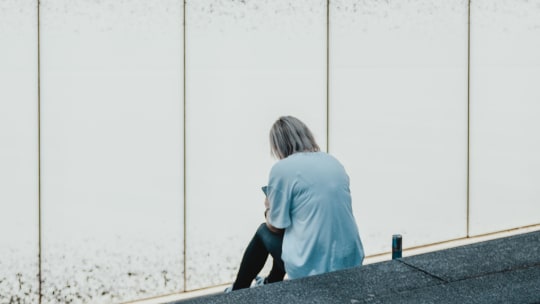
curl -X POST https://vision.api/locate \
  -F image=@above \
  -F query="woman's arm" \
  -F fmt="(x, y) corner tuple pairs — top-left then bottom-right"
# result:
(264, 198), (284, 233)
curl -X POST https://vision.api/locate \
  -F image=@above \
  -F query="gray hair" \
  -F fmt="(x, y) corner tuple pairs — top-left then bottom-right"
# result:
(269, 116), (320, 159)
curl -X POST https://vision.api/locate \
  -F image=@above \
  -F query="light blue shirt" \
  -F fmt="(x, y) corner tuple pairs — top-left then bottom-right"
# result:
(267, 152), (364, 279)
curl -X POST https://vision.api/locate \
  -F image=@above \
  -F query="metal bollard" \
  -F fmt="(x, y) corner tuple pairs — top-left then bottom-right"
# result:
(392, 234), (402, 260)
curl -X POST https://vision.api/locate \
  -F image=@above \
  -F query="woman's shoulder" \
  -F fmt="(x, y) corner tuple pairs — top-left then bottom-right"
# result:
(272, 152), (334, 169)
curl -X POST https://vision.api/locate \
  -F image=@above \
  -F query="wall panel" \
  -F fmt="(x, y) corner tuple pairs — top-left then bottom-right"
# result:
(185, 0), (327, 290)
(330, 0), (469, 255)
(0, 1), (39, 302)
(40, 1), (184, 302)
(469, 0), (540, 236)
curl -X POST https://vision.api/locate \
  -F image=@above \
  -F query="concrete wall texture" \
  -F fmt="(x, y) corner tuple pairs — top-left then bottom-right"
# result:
(1, 0), (539, 303)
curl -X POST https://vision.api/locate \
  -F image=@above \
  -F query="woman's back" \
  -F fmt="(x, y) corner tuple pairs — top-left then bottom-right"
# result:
(267, 152), (364, 279)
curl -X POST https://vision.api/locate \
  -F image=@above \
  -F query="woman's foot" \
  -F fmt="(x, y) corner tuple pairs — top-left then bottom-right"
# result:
(224, 276), (266, 293)
(253, 276), (266, 287)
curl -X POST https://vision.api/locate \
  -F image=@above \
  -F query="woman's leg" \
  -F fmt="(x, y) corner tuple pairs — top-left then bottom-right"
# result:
(265, 256), (286, 284)
(261, 227), (286, 284)
(232, 223), (285, 290)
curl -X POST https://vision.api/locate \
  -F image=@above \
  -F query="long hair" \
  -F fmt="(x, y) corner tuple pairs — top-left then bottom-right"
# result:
(269, 116), (320, 159)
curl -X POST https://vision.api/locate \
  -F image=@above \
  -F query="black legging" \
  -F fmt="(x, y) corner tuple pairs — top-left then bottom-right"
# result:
(232, 223), (286, 290)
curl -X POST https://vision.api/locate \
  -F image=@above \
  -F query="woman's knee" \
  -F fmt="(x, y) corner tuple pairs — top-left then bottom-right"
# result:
(256, 222), (270, 235)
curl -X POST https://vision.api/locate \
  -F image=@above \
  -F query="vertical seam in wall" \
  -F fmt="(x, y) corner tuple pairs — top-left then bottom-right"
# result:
(466, 0), (471, 238)
(182, 0), (188, 292)
(37, 0), (42, 302)
(326, 0), (330, 153)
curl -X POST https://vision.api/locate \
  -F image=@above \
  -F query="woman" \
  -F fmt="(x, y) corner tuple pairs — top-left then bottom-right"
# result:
(229, 116), (364, 291)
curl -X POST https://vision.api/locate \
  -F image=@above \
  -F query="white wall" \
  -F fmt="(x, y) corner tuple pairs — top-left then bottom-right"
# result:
(469, 0), (540, 235)
(184, 0), (327, 290)
(330, 0), (469, 255)
(1, 0), (539, 303)
(39, 0), (184, 303)
(0, 1), (39, 302)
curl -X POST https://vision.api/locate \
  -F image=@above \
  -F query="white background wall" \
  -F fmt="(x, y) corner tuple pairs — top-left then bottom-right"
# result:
(185, 0), (327, 290)
(469, 0), (540, 236)
(1, 0), (539, 303)
(0, 0), (39, 302)
(39, 0), (184, 303)
(330, 0), (469, 255)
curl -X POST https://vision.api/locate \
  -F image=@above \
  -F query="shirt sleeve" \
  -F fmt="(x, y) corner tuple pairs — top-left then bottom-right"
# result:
(267, 164), (293, 229)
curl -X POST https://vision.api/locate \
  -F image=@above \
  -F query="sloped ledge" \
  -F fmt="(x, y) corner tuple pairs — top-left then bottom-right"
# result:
(172, 231), (540, 304)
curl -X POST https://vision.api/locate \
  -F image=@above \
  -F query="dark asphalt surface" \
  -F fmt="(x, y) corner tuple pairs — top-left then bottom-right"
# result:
(172, 230), (540, 304)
